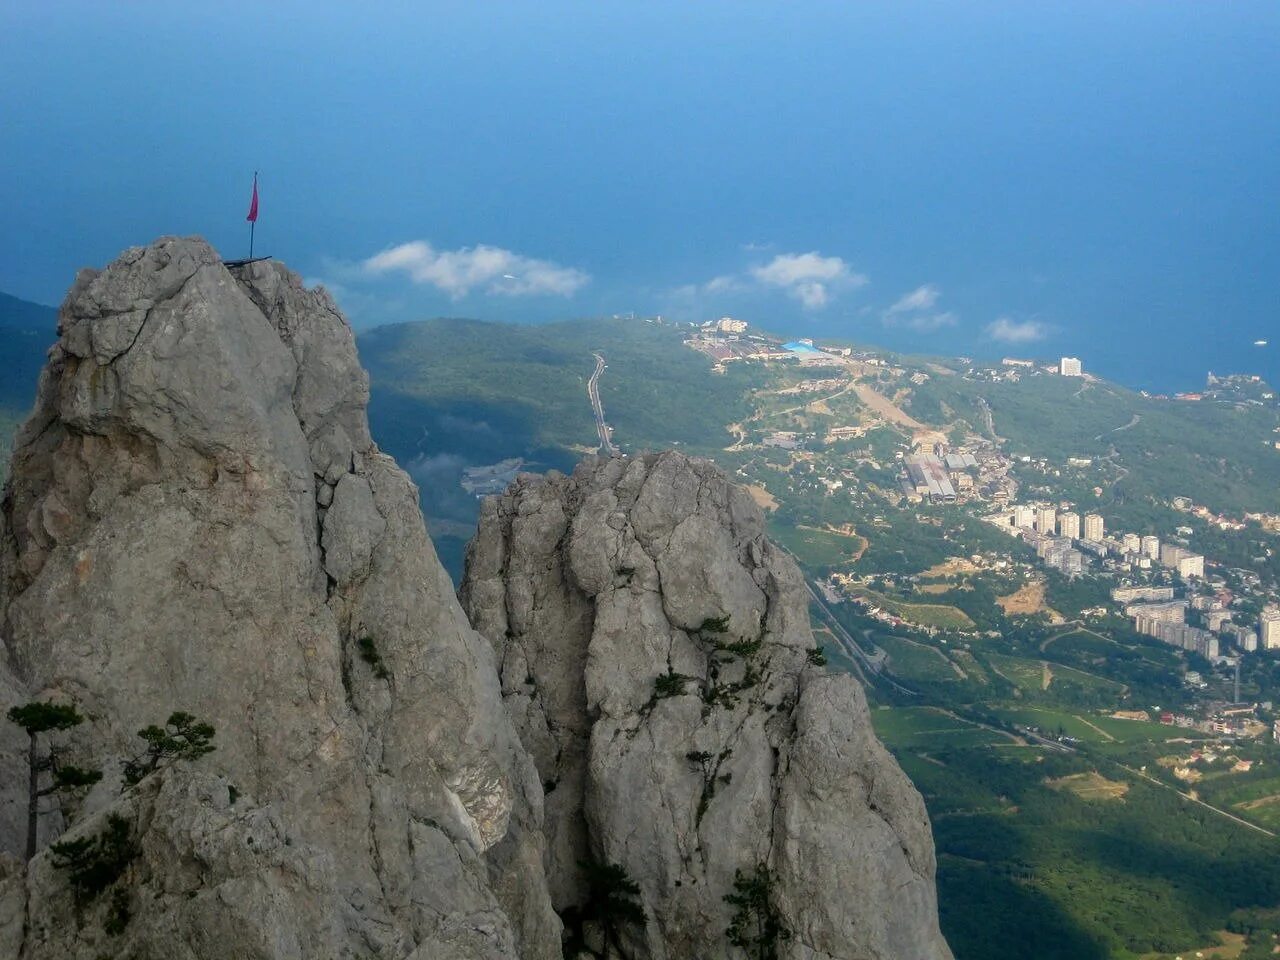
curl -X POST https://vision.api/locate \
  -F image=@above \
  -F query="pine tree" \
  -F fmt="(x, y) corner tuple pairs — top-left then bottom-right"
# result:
(122, 711), (216, 786)
(6, 702), (102, 860)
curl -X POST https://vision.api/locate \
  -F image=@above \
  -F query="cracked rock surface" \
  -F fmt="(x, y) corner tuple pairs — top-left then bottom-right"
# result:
(461, 453), (953, 960)
(0, 236), (950, 959)
(0, 237), (559, 959)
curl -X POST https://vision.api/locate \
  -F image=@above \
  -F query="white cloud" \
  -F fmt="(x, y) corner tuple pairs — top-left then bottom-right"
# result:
(363, 240), (588, 298)
(882, 283), (957, 331)
(704, 274), (742, 294)
(986, 316), (1051, 343)
(887, 284), (940, 315)
(749, 252), (867, 309)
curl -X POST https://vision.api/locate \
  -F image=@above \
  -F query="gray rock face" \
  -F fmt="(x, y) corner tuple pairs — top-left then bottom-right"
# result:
(0, 238), (559, 959)
(0, 236), (950, 960)
(461, 453), (953, 960)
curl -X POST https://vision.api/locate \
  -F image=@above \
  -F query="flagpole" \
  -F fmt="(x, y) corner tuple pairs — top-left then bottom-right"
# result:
(249, 170), (257, 259)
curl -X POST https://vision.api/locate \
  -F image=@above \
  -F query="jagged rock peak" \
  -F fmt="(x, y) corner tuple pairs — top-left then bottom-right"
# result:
(0, 237), (950, 960)
(0, 237), (560, 959)
(462, 451), (953, 960)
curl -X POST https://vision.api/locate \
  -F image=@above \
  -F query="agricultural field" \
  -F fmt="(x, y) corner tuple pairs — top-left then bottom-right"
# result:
(1046, 771), (1130, 802)
(991, 705), (1113, 742)
(846, 585), (976, 630)
(877, 636), (964, 684)
(984, 651), (1126, 704)
(985, 652), (1052, 692)
(766, 521), (865, 570)
(870, 706), (1017, 752)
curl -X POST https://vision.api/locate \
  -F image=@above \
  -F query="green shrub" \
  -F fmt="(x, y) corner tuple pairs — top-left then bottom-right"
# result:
(357, 635), (391, 680)
(725, 864), (791, 959)
(50, 813), (137, 919)
(123, 712), (216, 787)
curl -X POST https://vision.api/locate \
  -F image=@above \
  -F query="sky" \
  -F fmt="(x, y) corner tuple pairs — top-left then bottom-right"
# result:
(1, 1), (1277, 392)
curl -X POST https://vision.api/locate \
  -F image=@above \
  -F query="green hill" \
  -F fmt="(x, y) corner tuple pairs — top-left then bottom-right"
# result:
(358, 316), (755, 577)
(903, 368), (1280, 518)
(0, 292), (57, 483)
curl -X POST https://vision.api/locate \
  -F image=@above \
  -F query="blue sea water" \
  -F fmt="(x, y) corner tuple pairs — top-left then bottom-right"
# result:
(0, 2), (1275, 395)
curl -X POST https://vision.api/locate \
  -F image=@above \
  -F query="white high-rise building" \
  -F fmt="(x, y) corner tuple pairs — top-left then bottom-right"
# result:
(1059, 512), (1081, 540)
(1122, 533), (1141, 554)
(1060, 357), (1083, 377)
(1083, 514), (1104, 542)
(1261, 607), (1280, 651)
(1013, 505), (1036, 529)
(1036, 507), (1057, 535)
(1159, 544), (1205, 580)
(1141, 535), (1160, 560)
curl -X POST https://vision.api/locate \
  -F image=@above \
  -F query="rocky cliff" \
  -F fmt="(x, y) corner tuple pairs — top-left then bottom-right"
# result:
(0, 237), (950, 959)
(0, 238), (559, 959)
(461, 453), (952, 960)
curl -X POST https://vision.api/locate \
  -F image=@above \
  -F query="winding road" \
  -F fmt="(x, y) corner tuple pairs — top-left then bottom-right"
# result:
(588, 353), (616, 454)
(1094, 413), (1141, 442)
(976, 395), (1005, 444)
(795, 570), (921, 697)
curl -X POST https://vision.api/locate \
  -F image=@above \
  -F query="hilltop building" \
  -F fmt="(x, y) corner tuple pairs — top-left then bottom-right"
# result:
(1132, 605), (1218, 658)
(1037, 537), (1084, 576)
(783, 340), (838, 367)
(1127, 600), (1187, 623)
(1224, 624), (1258, 653)
(904, 454), (956, 503)
(1036, 506), (1057, 535)
(1083, 514), (1104, 541)
(1159, 543), (1205, 579)
(1205, 610), (1232, 632)
(1059, 512), (1081, 540)
(1262, 607), (1280, 651)
(1060, 357), (1083, 377)
(1112, 585), (1176, 604)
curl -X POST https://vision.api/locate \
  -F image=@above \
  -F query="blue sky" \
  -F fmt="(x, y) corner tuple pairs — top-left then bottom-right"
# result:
(1, 2), (1277, 390)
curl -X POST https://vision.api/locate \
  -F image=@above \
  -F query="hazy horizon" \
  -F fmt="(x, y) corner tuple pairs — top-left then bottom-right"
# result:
(2, 2), (1277, 392)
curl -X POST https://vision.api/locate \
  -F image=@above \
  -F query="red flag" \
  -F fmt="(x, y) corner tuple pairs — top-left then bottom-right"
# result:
(246, 174), (259, 223)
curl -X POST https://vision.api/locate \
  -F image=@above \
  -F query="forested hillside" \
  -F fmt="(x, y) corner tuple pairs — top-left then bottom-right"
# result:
(0, 292), (57, 482)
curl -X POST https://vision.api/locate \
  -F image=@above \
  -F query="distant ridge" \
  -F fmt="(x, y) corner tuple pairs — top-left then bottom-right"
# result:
(0, 292), (56, 478)
(0, 291), (56, 332)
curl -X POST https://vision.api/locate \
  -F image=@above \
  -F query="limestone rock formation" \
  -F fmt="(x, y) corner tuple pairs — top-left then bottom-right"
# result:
(0, 236), (951, 960)
(461, 452), (953, 960)
(0, 237), (560, 959)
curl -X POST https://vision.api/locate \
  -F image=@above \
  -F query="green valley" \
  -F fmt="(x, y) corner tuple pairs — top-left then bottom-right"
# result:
(6, 304), (1280, 959)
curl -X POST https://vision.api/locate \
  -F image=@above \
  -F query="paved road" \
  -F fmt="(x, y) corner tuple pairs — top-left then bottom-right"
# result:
(1095, 754), (1277, 838)
(1094, 413), (1141, 441)
(975, 395), (1005, 444)
(1008, 720), (1276, 836)
(588, 352), (615, 454)
(795, 570), (920, 697)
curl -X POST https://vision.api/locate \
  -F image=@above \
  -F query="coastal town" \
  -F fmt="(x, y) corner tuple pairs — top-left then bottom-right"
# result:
(680, 315), (1280, 753)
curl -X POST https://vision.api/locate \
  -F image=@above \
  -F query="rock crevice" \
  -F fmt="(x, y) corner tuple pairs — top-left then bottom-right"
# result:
(461, 452), (953, 960)
(0, 237), (559, 959)
(0, 237), (950, 960)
